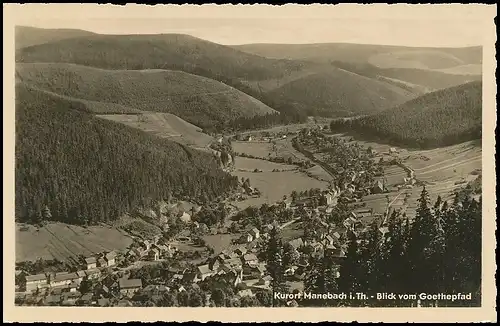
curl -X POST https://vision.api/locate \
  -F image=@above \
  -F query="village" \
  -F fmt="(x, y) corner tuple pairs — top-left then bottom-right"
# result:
(14, 126), (443, 307)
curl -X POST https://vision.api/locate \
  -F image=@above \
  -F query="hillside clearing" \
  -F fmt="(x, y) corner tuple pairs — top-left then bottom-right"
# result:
(97, 112), (214, 149)
(16, 222), (133, 263)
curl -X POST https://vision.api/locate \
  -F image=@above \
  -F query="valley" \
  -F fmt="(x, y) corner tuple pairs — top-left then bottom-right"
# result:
(13, 25), (483, 309)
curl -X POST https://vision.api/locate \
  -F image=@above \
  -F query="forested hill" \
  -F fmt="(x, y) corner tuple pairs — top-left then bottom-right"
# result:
(16, 63), (277, 129)
(15, 83), (238, 226)
(329, 81), (482, 149)
(16, 33), (305, 81)
(15, 26), (97, 49)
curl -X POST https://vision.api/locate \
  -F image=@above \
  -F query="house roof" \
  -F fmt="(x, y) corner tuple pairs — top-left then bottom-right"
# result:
(53, 273), (79, 283)
(235, 247), (247, 255)
(250, 227), (259, 234)
(119, 278), (143, 289)
(117, 300), (134, 307)
(288, 238), (304, 249)
(45, 294), (62, 304)
(86, 268), (101, 276)
(150, 248), (159, 254)
(98, 298), (111, 307)
(85, 257), (97, 264)
(197, 264), (211, 275)
(243, 253), (258, 262)
(105, 251), (116, 260)
(77, 271), (87, 278)
(98, 258), (107, 265)
(25, 273), (47, 282)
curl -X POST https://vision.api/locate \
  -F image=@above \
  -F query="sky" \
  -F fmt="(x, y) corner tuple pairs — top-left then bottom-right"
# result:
(9, 4), (495, 47)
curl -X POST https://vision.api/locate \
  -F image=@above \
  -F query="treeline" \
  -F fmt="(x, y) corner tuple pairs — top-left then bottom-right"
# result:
(204, 111), (307, 134)
(330, 81), (482, 149)
(298, 187), (481, 307)
(15, 83), (238, 226)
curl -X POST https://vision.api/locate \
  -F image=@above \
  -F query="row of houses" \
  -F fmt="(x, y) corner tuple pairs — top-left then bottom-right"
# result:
(24, 268), (103, 292)
(84, 251), (116, 270)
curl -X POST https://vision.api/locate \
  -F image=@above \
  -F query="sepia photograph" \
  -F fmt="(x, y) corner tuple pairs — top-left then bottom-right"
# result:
(3, 3), (497, 323)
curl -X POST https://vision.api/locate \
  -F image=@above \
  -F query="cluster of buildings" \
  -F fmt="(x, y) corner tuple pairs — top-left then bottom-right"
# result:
(125, 236), (177, 262)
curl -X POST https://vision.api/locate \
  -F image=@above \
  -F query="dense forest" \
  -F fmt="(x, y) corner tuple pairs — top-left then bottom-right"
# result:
(15, 83), (238, 226)
(15, 33), (414, 121)
(16, 34), (305, 82)
(329, 61), (481, 91)
(329, 81), (482, 149)
(265, 70), (415, 118)
(205, 111), (308, 134)
(15, 63), (278, 130)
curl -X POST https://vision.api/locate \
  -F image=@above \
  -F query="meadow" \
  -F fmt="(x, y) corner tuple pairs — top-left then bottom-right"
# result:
(97, 112), (214, 149)
(16, 222), (133, 263)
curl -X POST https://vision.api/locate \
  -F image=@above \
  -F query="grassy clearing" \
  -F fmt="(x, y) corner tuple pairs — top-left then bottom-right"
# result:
(16, 222), (133, 263)
(233, 169), (328, 209)
(233, 141), (273, 158)
(97, 112), (214, 149)
(234, 157), (296, 172)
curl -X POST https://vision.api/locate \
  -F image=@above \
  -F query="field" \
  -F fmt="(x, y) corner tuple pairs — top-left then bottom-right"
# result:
(234, 157), (297, 172)
(233, 169), (328, 209)
(355, 140), (482, 219)
(16, 222), (133, 263)
(97, 112), (214, 149)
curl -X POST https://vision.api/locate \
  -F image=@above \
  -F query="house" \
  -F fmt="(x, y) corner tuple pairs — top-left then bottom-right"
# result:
(285, 265), (299, 276)
(223, 257), (243, 270)
(372, 180), (385, 194)
(85, 268), (101, 280)
(249, 228), (260, 240)
(62, 291), (80, 306)
(241, 233), (253, 243)
(105, 251), (117, 267)
(50, 272), (80, 288)
(237, 289), (254, 298)
(287, 299), (299, 307)
(149, 248), (160, 261)
(142, 240), (152, 251)
(84, 257), (97, 270)
(97, 298), (111, 307)
(234, 247), (248, 256)
(178, 211), (191, 223)
(197, 264), (213, 281)
(45, 294), (62, 306)
(119, 278), (143, 296)
(288, 238), (304, 250)
(76, 270), (87, 282)
(117, 299), (134, 307)
(242, 253), (259, 266)
(78, 293), (94, 306)
(325, 235), (335, 246)
(98, 258), (107, 268)
(134, 247), (146, 257)
(69, 281), (79, 293)
(25, 273), (49, 292)
(389, 147), (398, 155)
(379, 227), (389, 236)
